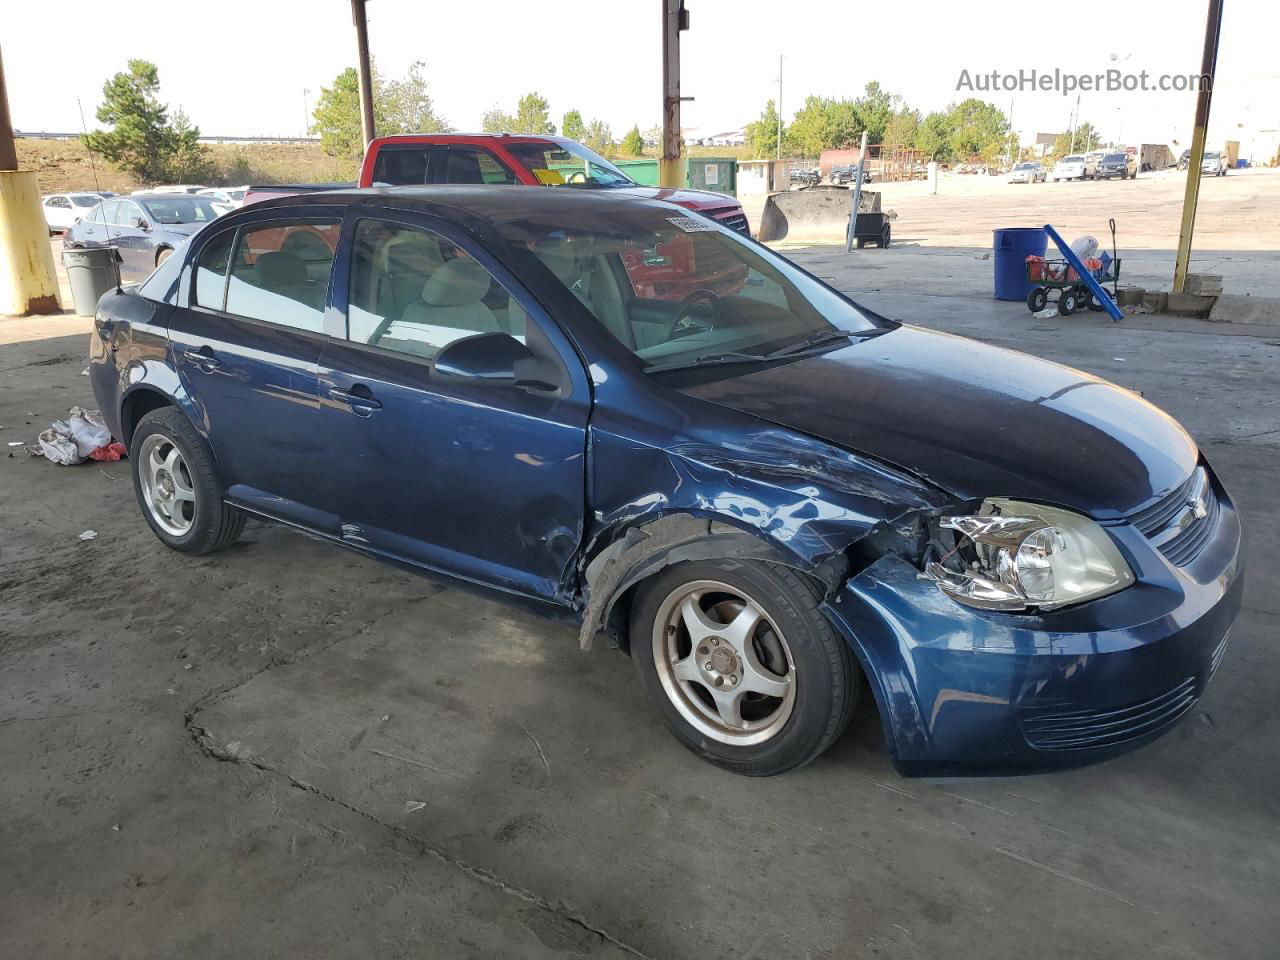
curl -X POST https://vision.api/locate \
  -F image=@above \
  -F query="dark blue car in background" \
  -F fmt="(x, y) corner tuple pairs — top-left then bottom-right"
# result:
(66, 193), (222, 282)
(88, 187), (1243, 777)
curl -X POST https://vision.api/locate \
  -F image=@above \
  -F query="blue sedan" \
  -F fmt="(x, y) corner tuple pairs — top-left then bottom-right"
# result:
(66, 193), (222, 282)
(89, 187), (1243, 777)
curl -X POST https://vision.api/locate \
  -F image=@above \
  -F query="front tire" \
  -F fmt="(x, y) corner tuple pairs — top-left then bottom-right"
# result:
(155, 247), (174, 267)
(130, 407), (245, 555)
(631, 559), (858, 776)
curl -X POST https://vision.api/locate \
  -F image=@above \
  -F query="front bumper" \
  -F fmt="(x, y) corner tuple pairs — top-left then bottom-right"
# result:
(823, 474), (1244, 777)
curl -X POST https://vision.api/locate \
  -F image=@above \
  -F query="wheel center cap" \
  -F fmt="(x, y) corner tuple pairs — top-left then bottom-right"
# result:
(709, 647), (737, 675)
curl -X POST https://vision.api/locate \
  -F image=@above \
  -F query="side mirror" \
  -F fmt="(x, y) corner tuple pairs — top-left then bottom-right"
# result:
(133, 217), (150, 231)
(434, 332), (534, 383)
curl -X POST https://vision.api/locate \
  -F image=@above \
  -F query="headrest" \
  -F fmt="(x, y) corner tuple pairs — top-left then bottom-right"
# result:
(422, 257), (491, 307)
(255, 251), (307, 287)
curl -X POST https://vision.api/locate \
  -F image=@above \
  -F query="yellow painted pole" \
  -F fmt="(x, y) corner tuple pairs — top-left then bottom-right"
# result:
(1173, 0), (1224, 293)
(0, 46), (62, 316)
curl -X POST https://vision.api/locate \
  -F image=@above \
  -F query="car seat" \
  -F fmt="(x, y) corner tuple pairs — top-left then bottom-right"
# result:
(400, 258), (500, 335)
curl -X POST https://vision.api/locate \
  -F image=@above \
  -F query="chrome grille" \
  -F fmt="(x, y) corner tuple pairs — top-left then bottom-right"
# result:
(1021, 677), (1198, 750)
(1128, 466), (1218, 566)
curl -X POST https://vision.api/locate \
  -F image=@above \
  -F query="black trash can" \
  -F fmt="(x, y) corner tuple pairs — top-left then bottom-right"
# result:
(62, 246), (121, 316)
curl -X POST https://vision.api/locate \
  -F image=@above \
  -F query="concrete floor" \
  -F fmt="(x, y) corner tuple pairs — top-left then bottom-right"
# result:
(2, 287), (1278, 957)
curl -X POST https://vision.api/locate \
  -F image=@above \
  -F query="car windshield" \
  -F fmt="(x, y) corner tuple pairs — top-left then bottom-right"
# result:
(1061, 156), (1083, 163)
(1014, 163), (1034, 170)
(71, 195), (101, 207)
(139, 197), (220, 224)
(1104, 155), (1125, 163)
(496, 205), (880, 371)
(1203, 152), (1220, 159)
(505, 141), (636, 188)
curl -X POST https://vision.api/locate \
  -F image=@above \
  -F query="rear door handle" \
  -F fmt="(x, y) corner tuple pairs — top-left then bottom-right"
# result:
(329, 386), (382, 415)
(182, 347), (221, 371)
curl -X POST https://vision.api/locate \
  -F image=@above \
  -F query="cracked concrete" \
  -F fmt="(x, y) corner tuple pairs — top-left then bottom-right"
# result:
(2, 284), (1278, 957)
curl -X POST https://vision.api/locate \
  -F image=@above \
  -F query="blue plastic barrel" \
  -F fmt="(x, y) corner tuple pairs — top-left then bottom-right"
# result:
(993, 227), (1048, 301)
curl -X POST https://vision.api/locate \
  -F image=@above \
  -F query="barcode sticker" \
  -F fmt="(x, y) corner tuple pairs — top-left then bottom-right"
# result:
(667, 216), (717, 233)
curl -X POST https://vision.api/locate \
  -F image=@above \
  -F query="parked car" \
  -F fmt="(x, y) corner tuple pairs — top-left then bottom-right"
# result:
(1006, 162), (1045, 184)
(1051, 155), (1090, 181)
(198, 186), (249, 208)
(1177, 149), (1193, 171)
(789, 167), (821, 187)
(1095, 153), (1138, 180)
(64, 193), (222, 282)
(830, 165), (871, 185)
(1201, 151), (1229, 176)
(41, 192), (106, 233)
(138, 185), (208, 195)
(90, 186), (1243, 779)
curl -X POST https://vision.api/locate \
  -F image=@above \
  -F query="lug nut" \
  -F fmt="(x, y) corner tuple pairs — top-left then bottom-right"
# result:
(704, 662), (713, 671)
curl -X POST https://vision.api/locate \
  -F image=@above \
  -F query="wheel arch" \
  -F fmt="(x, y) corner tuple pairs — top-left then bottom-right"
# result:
(576, 512), (850, 654)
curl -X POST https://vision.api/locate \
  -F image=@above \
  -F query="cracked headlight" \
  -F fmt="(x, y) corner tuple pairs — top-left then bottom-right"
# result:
(923, 499), (1134, 612)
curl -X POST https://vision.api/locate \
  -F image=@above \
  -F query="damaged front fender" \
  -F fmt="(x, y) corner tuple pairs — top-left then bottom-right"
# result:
(576, 423), (951, 648)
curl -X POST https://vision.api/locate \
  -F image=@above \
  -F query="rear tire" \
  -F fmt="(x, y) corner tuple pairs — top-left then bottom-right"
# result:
(155, 247), (174, 267)
(631, 559), (858, 777)
(130, 407), (245, 555)
(1060, 289), (1080, 316)
(1027, 287), (1048, 312)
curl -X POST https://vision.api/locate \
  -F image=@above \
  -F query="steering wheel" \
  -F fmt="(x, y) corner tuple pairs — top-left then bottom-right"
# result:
(565, 170), (587, 184)
(666, 288), (721, 341)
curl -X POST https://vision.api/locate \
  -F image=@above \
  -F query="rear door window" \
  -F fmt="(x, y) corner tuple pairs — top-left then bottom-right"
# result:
(346, 218), (524, 360)
(193, 230), (237, 310)
(223, 221), (340, 332)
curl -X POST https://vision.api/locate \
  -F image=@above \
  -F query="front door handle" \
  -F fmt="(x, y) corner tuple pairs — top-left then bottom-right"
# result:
(329, 386), (382, 416)
(182, 347), (221, 372)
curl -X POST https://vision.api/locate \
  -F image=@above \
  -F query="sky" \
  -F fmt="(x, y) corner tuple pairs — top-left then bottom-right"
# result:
(7, 0), (1278, 149)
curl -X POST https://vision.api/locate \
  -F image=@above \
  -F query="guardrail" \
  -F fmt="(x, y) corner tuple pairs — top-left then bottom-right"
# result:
(15, 130), (321, 145)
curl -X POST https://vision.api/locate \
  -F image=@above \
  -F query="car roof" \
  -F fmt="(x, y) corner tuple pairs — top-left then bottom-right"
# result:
(373, 133), (575, 148)
(238, 184), (682, 224)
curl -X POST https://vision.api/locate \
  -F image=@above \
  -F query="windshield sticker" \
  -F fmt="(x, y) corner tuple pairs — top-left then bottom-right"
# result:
(667, 216), (717, 233)
(532, 168), (565, 185)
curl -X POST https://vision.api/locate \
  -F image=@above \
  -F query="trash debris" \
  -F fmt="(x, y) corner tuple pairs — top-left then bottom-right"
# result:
(404, 800), (427, 814)
(381, 715), (391, 722)
(78, 529), (97, 541)
(183, 663), (193, 670)
(6, 441), (22, 447)
(31, 407), (117, 466)
(89, 442), (127, 462)
(81, 367), (90, 376)
(1113, 357), (1127, 362)
(1032, 307), (1059, 320)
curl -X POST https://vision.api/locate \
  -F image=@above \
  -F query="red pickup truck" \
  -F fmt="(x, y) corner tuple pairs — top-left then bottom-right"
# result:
(358, 133), (750, 235)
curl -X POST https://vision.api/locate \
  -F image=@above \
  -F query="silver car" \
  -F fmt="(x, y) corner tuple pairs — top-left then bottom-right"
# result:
(1008, 162), (1045, 184)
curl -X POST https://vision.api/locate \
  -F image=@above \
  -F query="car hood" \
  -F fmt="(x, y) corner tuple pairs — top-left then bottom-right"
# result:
(676, 325), (1198, 519)
(613, 186), (737, 211)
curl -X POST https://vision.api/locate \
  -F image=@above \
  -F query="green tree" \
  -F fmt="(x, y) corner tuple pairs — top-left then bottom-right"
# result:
(619, 125), (644, 156)
(311, 67), (371, 157)
(382, 61), (449, 135)
(882, 107), (920, 151)
(482, 107), (516, 133)
(744, 99), (785, 158)
(915, 111), (953, 160)
(1051, 122), (1101, 159)
(82, 59), (208, 184)
(946, 98), (1009, 162)
(584, 119), (614, 154)
(562, 110), (586, 142)
(165, 109), (211, 181)
(853, 81), (895, 145)
(785, 96), (834, 156)
(513, 92), (555, 134)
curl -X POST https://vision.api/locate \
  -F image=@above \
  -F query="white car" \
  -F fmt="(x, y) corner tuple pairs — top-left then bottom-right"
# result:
(1201, 151), (1229, 177)
(135, 185), (207, 195)
(41, 192), (107, 233)
(197, 186), (249, 210)
(1007, 162), (1045, 184)
(1052, 155), (1087, 182)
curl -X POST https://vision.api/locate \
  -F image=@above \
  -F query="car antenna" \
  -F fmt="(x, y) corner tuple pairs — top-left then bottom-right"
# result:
(76, 98), (102, 195)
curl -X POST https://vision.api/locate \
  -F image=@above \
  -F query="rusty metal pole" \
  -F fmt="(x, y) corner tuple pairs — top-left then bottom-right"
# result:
(660, 0), (690, 188)
(351, 0), (376, 147)
(1173, 0), (1224, 293)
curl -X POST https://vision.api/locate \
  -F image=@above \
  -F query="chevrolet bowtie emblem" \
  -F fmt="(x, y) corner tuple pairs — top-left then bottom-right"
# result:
(1188, 496), (1208, 520)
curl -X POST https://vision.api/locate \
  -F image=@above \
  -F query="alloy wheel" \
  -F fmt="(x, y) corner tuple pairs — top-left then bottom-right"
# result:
(651, 580), (796, 745)
(138, 433), (197, 536)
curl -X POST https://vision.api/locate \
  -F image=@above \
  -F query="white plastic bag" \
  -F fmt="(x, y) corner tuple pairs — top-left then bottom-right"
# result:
(68, 407), (111, 458)
(1070, 235), (1099, 260)
(37, 425), (81, 465)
